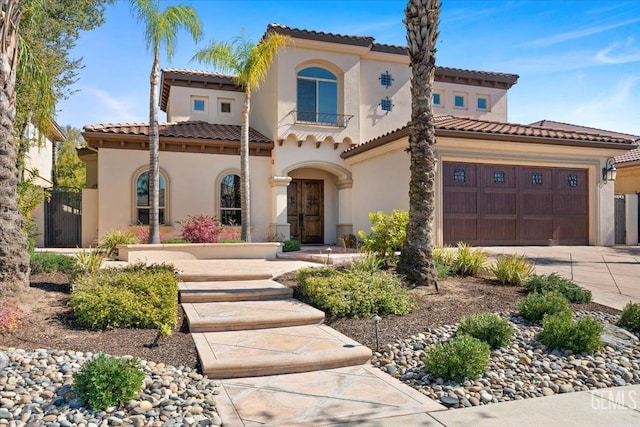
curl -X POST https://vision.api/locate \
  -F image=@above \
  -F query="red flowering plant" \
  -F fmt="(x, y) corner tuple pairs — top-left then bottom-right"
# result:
(0, 299), (26, 334)
(178, 214), (223, 243)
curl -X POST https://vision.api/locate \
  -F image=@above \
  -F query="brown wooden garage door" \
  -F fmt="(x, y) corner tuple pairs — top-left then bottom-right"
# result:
(443, 162), (588, 245)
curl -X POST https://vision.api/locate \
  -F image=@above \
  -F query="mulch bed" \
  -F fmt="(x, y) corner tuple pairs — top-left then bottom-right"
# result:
(0, 271), (620, 370)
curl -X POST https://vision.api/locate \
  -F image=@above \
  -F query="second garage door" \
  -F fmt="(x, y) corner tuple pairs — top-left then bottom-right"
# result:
(443, 162), (588, 246)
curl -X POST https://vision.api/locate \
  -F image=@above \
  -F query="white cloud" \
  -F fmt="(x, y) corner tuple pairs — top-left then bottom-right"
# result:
(595, 39), (640, 64)
(521, 17), (640, 48)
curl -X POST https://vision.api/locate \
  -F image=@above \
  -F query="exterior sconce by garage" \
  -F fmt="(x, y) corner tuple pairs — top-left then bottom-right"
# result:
(602, 157), (617, 183)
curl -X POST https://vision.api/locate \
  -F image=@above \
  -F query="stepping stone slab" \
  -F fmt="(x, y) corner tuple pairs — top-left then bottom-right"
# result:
(179, 273), (272, 282)
(193, 324), (372, 378)
(183, 299), (325, 332)
(179, 279), (293, 303)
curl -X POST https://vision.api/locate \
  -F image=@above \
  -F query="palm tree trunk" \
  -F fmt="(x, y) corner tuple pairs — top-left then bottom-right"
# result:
(240, 88), (251, 242)
(0, 0), (30, 292)
(147, 45), (160, 244)
(397, 0), (440, 289)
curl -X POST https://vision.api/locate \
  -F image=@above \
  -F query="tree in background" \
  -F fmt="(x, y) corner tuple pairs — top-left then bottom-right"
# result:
(129, 0), (203, 244)
(396, 0), (441, 291)
(193, 30), (288, 242)
(55, 126), (86, 188)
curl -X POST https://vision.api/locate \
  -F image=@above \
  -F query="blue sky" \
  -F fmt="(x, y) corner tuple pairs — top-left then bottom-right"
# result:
(57, 0), (640, 136)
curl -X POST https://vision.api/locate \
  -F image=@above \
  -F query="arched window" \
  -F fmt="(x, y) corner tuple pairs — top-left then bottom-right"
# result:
(220, 174), (241, 225)
(135, 171), (166, 225)
(297, 67), (337, 125)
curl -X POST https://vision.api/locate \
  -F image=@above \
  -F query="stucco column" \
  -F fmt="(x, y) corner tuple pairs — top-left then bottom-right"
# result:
(336, 178), (353, 239)
(269, 176), (292, 241)
(626, 194), (639, 246)
(599, 180), (616, 246)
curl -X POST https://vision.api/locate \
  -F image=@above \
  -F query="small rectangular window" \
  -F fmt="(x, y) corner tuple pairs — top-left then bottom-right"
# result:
(477, 96), (489, 111)
(193, 98), (206, 112)
(380, 98), (393, 112)
(454, 94), (466, 109)
(433, 93), (441, 106)
(380, 72), (393, 87)
(220, 102), (231, 113)
(493, 171), (505, 184)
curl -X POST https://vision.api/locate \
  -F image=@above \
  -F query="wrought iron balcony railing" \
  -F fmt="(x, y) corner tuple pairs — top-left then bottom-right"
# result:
(294, 111), (354, 127)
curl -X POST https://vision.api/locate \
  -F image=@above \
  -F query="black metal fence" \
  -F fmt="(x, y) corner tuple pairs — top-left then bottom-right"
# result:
(614, 194), (626, 245)
(45, 187), (82, 247)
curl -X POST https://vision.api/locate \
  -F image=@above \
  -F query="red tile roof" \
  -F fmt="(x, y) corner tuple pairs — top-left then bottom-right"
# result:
(530, 120), (640, 165)
(83, 121), (271, 144)
(341, 115), (636, 159)
(160, 69), (241, 111)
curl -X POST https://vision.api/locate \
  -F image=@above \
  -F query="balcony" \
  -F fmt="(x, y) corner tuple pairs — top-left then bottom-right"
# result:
(294, 111), (354, 128)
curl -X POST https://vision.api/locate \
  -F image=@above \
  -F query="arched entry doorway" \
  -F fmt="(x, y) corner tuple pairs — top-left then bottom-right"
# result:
(287, 178), (324, 243)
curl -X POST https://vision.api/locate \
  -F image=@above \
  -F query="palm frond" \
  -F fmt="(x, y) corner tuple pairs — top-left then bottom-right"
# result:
(159, 5), (203, 61)
(192, 41), (238, 75)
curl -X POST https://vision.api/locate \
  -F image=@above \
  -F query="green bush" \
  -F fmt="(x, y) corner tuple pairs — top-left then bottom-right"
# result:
(423, 335), (490, 383)
(435, 262), (450, 279)
(74, 248), (105, 276)
(433, 245), (456, 267)
(457, 313), (514, 349)
(98, 229), (139, 259)
(538, 311), (603, 353)
(350, 253), (383, 273)
(282, 240), (301, 252)
(489, 254), (534, 286)
(525, 273), (592, 303)
(69, 263), (178, 333)
(73, 353), (145, 410)
(30, 253), (77, 274)
(357, 210), (408, 264)
(618, 302), (640, 332)
(451, 242), (487, 277)
(160, 238), (191, 244)
(296, 267), (413, 318)
(517, 291), (570, 322)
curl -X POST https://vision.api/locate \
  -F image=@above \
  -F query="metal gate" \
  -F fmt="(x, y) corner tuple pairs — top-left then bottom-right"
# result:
(45, 188), (82, 247)
(614, 194), (626, 245)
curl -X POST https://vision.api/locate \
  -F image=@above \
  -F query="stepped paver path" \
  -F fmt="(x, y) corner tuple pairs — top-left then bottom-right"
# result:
(176, 261), (445, 426)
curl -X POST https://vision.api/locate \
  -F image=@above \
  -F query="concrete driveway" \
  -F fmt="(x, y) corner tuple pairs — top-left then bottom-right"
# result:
(483, 246), (640, 311)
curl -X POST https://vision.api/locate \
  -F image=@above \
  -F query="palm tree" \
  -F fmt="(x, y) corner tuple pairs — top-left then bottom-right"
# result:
(193, 30), (288, 242)
(129, 0), (202, 244)
(397, 0), (441, 291)
(0, 0), (30, 292)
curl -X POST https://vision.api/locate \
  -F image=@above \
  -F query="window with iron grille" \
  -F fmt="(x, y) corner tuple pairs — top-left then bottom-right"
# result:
(532, 172), (543, 185)
(494, 171), (505, 184)
(568, 175), (578, 187)
(380, 72), (393, 87)
(380, 98), (393, 112)
(454, 168), (465, 183)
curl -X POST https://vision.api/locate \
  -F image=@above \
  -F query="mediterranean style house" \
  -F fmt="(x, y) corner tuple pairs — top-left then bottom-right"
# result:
(79, 24), (638, 248)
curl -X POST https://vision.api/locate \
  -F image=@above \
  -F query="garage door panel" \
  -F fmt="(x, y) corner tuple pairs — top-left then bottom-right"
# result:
(444, 191), (477, 214)
(480, 219), (517, 242)
(521, 193), (553, 215)
(444, 219), (477, 244)
(443, 161), (588, 246)
(520, 218), (553, 241)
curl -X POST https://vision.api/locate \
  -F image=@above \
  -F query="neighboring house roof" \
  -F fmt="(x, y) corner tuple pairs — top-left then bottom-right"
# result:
(266, 23), (519, 89)
(160, 68), (241, 112)
(341, 115), (637, 159)
(530, 120), (640, 165)
(82, 121), (273, 156)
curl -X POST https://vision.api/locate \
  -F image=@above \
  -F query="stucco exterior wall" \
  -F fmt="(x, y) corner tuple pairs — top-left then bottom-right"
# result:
(346, 136), (625, 246)
(96, 148), (272, 241)
(167, 86), (244, 125)
(23, 122), (54, 186)
(433, 82), (508, 122)
(33, 202), (46, 247)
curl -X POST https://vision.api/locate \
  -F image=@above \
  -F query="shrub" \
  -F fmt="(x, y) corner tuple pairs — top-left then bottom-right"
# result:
(282, 240), (301, 252)
(489, 254), (535, 286)
(451, 242), (487, 277)
(69, 263), (179, 333)
(350, 253), (383, 273)
(0, 299), (25, 334)
(538, 311), (603, 353)
(517, 291), (570, 322)
(219, 226), (241, 242)
(73, 353), (145, 410)
(74, 248), (105, 276)
(457, 313), (514, 349)
(618, 302), (640, 332)
(525, 273), (592, 303)
(423, 335), (490, 383)
(435, 262), (450, 279)
(30, 253), (77, 274)
(433, 245), (456, 267)
(179, 214), (222, 243)
(98, 229), (139, 259)
(128, 225), (172, 244)
(357, 210), (408, 264)
(296, 267), (413, 318)
(161, 238), (191, 244)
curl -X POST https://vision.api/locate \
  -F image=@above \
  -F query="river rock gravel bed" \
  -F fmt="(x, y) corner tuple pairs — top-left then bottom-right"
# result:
(372, 311), (640, 409)
(0, 348), (222, 426)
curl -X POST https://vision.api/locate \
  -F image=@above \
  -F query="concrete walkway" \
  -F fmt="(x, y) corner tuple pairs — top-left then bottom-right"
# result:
(483, 246), (640, 310)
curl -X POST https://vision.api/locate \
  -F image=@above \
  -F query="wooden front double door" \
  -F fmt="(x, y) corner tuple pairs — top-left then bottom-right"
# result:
(287, 179), (324, 244)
